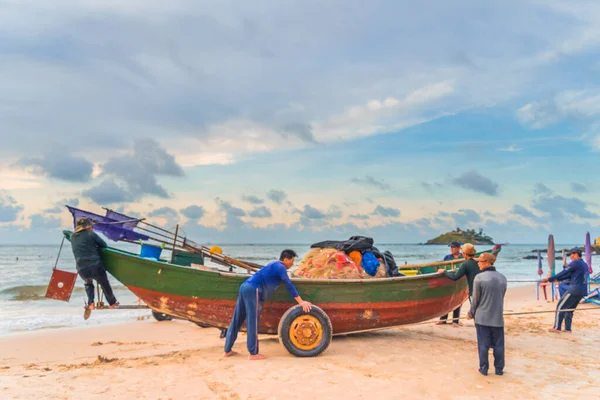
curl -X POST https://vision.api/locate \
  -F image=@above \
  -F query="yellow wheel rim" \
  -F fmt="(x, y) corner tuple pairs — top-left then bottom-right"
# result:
(288, 315), (323, 351)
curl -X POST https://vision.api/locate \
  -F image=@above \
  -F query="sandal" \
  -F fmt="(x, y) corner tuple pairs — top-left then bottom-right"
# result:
(83, 305), (93, 320)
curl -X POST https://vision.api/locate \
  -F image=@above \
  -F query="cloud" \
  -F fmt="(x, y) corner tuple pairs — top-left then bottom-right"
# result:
(44, 198), (79, 214)
(497, 144), (522, 152)
(421, 181), (444, 192)
(216, 198), (246, 217)
(327, 205), (343, 219)
(2, 0), (600, 168)
(349, 213), (370, 220)
(248, 206), (272, 218)
(351, 176), (391, 191)
(372, 205), (401, 218)
(297, 205), (327, 219)
(451, 170), (499, 196)
(532, 195), (599, 220)
(517, 90), (600, 129)
(0, 191), (24, 223)
(510, 205), (543, 222)
(534, 183), (553, 196)
(29, 214), (62, 231)
(82, 179), (134, 204)
(570, 182), (588, 192)
(266, 190), (287, 205)
(312, 81), (455, 142)
(593, 133), (600, 151)
(241, 195), (264, 205)
(450, 209), (482, 227)
(84, 139), (184, 203)
(180, 205), (205, 221)
(281, 123), (317, 143)
(148, 207), (178, 219)
(18, 151), (93, 182)
(516, 102), (560, 129)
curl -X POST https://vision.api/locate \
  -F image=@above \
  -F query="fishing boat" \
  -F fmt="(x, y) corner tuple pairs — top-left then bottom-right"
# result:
(48, 205), (503, 357)
(56, 228), (503, 357)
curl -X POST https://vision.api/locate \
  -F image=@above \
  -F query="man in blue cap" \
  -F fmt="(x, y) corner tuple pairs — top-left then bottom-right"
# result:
(541, 247), (589, 333)
(443, 241), (462, 261)
(436, 241), (464, 326)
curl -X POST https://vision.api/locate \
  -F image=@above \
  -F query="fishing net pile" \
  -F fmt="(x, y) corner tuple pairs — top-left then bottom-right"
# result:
(291, 236), (402, 279)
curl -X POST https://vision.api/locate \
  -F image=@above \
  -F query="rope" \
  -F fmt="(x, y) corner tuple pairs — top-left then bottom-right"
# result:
(53, 236), (65, 270)
(333, 304), (600, 336)
(412, 306), (600, 326)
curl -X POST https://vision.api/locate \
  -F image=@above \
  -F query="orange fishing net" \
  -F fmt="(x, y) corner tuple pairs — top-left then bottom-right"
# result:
(292, 248), (386, 279)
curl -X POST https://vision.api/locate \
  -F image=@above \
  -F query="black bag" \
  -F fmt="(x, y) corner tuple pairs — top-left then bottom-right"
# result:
(382, 250), (403, 277)
(310, 236), (374, 253)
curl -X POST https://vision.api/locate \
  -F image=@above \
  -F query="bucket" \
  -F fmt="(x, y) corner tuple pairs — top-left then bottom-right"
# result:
(399, 270), (418, 276)
(140, 244), (162, 260)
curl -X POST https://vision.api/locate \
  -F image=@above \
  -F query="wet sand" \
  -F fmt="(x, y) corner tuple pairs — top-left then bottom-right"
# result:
(1, 285), (599, 400)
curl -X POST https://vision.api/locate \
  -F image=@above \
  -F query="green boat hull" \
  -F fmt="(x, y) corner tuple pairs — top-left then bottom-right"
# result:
(96, 248), (471, 335)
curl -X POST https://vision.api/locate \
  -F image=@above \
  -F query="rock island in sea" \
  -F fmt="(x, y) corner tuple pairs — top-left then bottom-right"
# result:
(424, 227), (494, 245)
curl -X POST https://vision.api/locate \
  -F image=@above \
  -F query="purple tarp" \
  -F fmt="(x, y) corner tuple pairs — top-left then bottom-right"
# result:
(66, 206), (149, 242)
(104, 209), (140, 229)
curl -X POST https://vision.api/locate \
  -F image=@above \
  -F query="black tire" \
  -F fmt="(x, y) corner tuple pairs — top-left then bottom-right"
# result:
(277, 305), (332, 357)
(193, 321), (210, 328)
(152, 311), (173, 321)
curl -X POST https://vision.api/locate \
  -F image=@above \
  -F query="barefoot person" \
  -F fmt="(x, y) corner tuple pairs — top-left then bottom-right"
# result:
(70, 217), (119, 318)
(223, 249), (312, 360)
(541, 247), (589, 333)
(437, 243), (479, 327)
(467, 252), (507, 376)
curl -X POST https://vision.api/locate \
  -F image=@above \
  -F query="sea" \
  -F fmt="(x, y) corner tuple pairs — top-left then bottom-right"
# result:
(0, 242), (587, 337)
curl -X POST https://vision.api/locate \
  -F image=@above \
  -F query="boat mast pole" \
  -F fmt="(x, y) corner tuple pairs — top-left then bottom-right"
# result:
(170, 224), (179, 263)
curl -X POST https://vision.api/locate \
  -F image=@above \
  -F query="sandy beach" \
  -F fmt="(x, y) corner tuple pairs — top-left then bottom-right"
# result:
(1, 284), (598, 400)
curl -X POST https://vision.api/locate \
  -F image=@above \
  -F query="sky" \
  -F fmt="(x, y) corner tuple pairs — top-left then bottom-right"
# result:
(1, 0), (600, 245)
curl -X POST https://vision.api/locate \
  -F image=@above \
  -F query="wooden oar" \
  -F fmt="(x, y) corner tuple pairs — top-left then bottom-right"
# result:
(401, 257), (468, 270)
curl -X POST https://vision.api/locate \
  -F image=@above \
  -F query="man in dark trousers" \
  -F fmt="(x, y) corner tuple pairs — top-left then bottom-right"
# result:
(223, 249), (312, 360)
(437, 243), (478, 327)
(70, 218), (119, 319)
(467, 252), (507, 376)
(542, 247), (589, 333)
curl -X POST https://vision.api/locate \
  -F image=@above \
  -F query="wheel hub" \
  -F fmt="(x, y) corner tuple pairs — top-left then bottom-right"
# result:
(289, 315), (323, 351)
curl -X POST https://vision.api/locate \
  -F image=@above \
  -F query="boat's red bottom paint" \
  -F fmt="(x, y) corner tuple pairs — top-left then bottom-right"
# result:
(129, 285), (468, 335)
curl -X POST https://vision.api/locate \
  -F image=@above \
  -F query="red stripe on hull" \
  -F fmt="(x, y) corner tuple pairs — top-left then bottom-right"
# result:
(129, 285), (468, 334)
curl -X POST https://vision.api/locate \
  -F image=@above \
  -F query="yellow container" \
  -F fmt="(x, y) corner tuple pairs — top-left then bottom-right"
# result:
(400, 270), (418, 276)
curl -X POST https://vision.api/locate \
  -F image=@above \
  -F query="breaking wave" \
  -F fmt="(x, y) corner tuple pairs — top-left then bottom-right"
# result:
(0, 284), (126, 302)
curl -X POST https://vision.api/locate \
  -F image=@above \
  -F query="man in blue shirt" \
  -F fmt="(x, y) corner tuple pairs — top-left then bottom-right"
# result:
(223, 249), (312, 360)
(443, 241), (463, 261)
(437, 242), (464, 326)
(542, 248), (589, 333)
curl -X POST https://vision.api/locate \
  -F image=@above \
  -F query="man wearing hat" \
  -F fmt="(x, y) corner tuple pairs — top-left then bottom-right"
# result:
(443, 241), (463, 261)
(70, 217), (119, 318)
(467, 252), (507, 376)
(437, 243), (479, 327)
(541, 247), (589, 333)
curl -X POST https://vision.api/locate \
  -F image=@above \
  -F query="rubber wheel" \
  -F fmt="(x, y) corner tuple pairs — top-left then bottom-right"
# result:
(277, 305), (332, 357)
(152, 311), (173, 321)
(193, 322), (210, 328)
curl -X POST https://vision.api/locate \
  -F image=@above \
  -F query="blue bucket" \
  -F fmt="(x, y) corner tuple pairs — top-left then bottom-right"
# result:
(140, 244), (162, 260)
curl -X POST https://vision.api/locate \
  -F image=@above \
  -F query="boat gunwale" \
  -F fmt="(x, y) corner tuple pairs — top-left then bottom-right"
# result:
(102, 244), (457, 285)
(63, 230), (495, 286)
